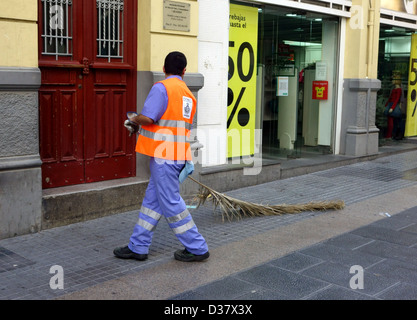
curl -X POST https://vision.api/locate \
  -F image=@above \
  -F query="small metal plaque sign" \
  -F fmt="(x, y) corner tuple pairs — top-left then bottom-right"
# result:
(163, 0), (191, 32)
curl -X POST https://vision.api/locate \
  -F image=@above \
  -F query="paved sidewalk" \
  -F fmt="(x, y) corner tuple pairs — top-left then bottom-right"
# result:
(1, 149), (417, 300)
(170, 206), (417, 300)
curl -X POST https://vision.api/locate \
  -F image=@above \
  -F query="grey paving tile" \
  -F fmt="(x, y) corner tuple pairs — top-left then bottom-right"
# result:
(356, 240), (417, 263)
(393, 207), (417, 219)
(366, 258), (417, 284)
(376, 282), (417, 300)
(351, 225), (417, 246)
(305, 284), (377, 300)
(171, 277), (262, 300)
(236, 288), (291, 300)
(399, 223), (417, 235)
(234, 264), (328, 299)
(374, 210), (417, 232)
(299, 243), (383, 268)
(371, 215), (417, 231)
(170, 290), (206, 300)
(300, 261), (399, 296)
(323, 233), (374, 250)
(300, 262), (352, 288)
(315, 166), (403, 182)
(268, 252), (323, 273)
(0, 247), (35, 273)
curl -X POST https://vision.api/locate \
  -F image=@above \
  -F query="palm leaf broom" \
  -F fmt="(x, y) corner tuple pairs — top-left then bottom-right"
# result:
(188, 176), (345, 222)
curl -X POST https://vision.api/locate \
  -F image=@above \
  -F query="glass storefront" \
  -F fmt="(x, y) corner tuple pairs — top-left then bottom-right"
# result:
(377, 26), (415, 141)
(229, 2), (340, 160)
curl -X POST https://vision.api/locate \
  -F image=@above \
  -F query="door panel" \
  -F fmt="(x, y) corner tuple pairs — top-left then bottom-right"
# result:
(39, 91), (56, 161)
(60, 90), (80, 160)
(39, 69), (84, 187)
(112, 90), (129, 155)
(84, 87), (134, 183)
(38, 0), (137, 189)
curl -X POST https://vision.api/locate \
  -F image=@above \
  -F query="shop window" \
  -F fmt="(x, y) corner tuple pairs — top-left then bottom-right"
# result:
(377, 26), (413, 141)
(256, 6), (339, 159)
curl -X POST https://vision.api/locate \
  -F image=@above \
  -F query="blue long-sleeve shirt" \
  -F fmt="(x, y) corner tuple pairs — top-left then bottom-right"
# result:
(141, 75), (183, 122)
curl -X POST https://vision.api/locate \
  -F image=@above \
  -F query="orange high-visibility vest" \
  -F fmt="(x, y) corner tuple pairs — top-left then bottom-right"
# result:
(136, 77), (196, 160)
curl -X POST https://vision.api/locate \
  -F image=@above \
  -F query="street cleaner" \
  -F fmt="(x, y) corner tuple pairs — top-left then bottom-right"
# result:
(114, 52), (210, 262)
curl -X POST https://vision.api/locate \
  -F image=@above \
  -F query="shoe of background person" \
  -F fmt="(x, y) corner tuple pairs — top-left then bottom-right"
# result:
(174, 248), (210, 262)
(113, 246), (148, 261)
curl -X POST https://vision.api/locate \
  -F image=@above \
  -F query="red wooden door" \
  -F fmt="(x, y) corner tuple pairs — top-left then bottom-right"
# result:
(38, 0), (137, 189)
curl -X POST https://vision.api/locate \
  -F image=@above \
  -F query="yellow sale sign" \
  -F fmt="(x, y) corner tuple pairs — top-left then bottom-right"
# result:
(228, 4), (258, 157)
(406, 34), (417, 137)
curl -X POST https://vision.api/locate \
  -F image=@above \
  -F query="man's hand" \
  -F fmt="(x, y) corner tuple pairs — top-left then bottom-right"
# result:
(124, 119), (139, 137)
(124, 111), (154, 136)
(124, 112), (139, 137)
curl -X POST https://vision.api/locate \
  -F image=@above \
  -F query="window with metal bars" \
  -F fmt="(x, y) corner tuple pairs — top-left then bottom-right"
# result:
(41, 0), (73, 60)
(97, 0), (124, 62)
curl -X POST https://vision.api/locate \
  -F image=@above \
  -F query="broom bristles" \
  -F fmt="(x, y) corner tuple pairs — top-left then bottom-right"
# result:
(188, 177), (345, 222)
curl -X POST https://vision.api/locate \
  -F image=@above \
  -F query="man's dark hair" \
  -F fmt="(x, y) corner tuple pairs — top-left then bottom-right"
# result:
(164, 51), (187, 75)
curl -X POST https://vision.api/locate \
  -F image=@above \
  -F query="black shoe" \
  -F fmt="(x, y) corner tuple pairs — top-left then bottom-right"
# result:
(174, 248), (210, 262)
(113, 246), (148, 261)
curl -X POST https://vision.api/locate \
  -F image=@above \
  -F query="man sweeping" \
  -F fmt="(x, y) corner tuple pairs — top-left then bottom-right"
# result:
(114, 51), (210, 262)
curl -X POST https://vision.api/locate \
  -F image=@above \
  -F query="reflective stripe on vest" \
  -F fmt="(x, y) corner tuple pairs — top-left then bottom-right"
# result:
(139, 129), (187, 143)
(139, 121), (191, 143)
(157, 119), (193, 131)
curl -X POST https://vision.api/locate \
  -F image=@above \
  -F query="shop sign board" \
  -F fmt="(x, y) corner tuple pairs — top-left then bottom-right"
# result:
(312, 81), (329, 100)
(406, 33), (417, 137)
(228, 4), (258, 157)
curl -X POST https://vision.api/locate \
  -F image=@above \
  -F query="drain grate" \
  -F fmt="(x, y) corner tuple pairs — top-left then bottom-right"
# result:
(0, 247), (35, 273)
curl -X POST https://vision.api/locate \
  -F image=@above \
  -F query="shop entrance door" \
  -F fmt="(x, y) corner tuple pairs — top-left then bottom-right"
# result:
(38, 0), (137, 189)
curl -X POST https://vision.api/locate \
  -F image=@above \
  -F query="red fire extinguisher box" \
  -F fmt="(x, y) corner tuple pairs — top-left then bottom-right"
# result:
(312, 81), (328, 100)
